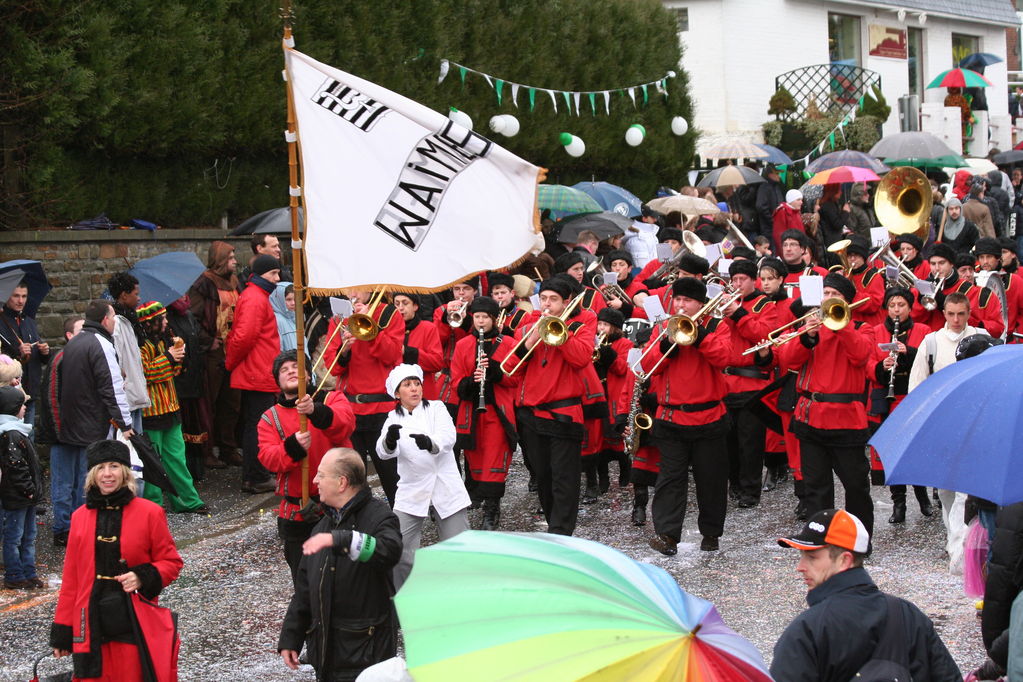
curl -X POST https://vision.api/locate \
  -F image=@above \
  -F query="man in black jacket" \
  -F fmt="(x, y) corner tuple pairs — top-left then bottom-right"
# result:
(278, 447), (401, 682)
(772, 509), (960, 681)
(0, 280), (50, 425)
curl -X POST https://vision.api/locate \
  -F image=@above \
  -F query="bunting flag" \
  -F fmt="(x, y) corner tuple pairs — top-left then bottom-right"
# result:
(437, 58), (676, 114)
(790, 84), (875, 169)
(285, 48), (543, 293)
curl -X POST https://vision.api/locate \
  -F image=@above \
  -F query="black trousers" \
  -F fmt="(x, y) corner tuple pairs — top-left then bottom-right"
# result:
(727, 401), (766, 501)
(799, 438), (874, 535)
(521, 419), (582, 536)
(651, 434), (728, 542)
(351, 412), (397, 507)
(278, 517), (318, 590)
(240, 389), (275, 484)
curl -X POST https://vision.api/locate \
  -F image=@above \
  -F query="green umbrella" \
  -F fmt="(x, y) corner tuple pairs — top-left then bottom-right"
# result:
(885, 155), (967, 169)
(538, 184), (603, 217)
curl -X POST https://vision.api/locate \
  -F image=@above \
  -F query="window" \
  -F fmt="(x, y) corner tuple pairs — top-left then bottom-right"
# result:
(952, 33), (980, 67)
(829, 13), (862, 66)
(673, 8), (689, 33)
(907, 27), (924, 97)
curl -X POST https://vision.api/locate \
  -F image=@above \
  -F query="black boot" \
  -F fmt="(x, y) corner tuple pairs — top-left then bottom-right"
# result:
(482, 499), (501, 531)
(581, 465), (598, 504)
(632, 486), (648, 526)
(914, 486), (934, 516)
(596, 454), (611, 495)
(761, 468), (776, 492)
(618, 455), (631, 487)
(889, 486), (907, 524)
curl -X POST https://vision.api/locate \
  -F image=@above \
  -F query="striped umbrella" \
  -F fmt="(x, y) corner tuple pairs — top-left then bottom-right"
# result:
(395, 531), (773, 681)
(700, 140), (769, 161)
(538, 184), (603, 218)
(926, 67), (992, 89)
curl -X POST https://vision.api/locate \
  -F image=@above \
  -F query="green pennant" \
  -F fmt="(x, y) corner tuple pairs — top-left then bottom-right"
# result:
(588, 92), (596, 116)
(858, 96), (865, 111)
(779, 170), (788, 184)
(495, 79), (504, 106)
(803, 171), (811, 180)
(828, 132), (835, 149)
(528, 88), (536, 112)
(641, 84), (648, 105)
(662, 79), (669, 100)
(459, 67), (467, 87)
(562, 91), (572, 113)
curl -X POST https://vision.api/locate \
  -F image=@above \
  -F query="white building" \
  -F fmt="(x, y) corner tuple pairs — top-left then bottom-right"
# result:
(666, 0), (1020, 156)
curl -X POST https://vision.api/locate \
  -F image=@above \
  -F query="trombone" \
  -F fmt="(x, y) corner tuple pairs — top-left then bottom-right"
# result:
(312, 288), (386, 396)
(630, 290), (726, 377)
(447, 300), (469, 327)
(587, 258), (632, 304)
(742, 297), (868, 355)
(499, 292), (585, 376)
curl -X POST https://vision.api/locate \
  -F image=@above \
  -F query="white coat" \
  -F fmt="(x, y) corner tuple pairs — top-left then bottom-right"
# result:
(375, 400), (470, 519)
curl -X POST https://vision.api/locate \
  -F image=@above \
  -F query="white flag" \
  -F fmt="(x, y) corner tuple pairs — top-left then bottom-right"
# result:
(285, 49), (542, 292)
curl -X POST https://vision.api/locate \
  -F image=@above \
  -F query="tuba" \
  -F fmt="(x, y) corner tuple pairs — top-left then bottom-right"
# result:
(874, 166), (933, 241)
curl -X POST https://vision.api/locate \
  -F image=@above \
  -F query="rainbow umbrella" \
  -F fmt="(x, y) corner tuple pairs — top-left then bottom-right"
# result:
(395, 531), (772, 681)
(926, 67), (992, 89)
(806, 165), (880, 185)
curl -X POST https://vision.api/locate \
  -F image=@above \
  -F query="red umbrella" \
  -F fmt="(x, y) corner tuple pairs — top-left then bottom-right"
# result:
(807, 165), (881, 185)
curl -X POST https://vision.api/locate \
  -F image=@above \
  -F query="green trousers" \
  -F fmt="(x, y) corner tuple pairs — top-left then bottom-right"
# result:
(142, 423), (205, 512)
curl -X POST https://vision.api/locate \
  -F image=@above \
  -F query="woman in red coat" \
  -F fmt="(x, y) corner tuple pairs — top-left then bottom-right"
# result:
(51, 440), (183, 682)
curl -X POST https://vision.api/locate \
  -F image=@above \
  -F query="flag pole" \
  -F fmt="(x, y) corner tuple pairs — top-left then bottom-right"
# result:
(282, 0), (310, 506)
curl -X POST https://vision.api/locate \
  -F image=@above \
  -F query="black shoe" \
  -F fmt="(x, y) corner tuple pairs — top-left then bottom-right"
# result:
(597, 470), (610, 495)
(919, 500), (934, 517)
(469, 498), (483, 510)
(728, 486), (742, 501)
(3, 579), (31, 590)
(25, 577), (45, 589)
(700, 536), (719, 552)
(528, 475), (537, 493)
(762, 478), (776, 492)
(631, 504), (646, 526)
(180, 504), (211, 514)
(888, 502), (907, 524)
(649, 534), (678, 556)
(241, 479), (275, 494)
(581, 485), (599, 505)
(53, 531), (69, 548)
(481, 499), (501, 531)
(794, 501), (807, 521)
(737, 496), (759, 509)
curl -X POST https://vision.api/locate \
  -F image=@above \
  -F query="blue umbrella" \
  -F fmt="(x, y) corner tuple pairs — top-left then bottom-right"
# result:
(869, 345), (1023, 505)
(959, 52), (1002, 70)
(753, 143), (793, 166)
(0, 260), (51, 318)
(127, 252), (206, 306)
(572, 181), (644, 218)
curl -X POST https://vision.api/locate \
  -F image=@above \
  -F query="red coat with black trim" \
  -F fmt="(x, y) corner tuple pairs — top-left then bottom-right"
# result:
(498, 304), (528, 336)
(868, 316), (930, 412)
(782, 265), (829, 300)
(450, 330), (519, 451)
(638, 317), (732, 427)
(402, 318), (444, 400)
(257, 390), (355, 521)
(911, 274), (1005, 336)
(226, 280), (280, 392)
(328, 304), (404, 416)
(52, 496), (182, 680)
(632, 284), (674, 320)
(433, 304), (472, 404)
(721, 291), (780, 394)
(581, 286), (606, 314)
(514, 308), (596, 424)
(848, 264), (886, 327)
(1001, 272), (1023, 340)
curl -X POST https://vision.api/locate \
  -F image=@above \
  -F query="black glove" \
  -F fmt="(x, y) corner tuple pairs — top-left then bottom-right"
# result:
(410, 433), (434, 452)
(691, 326), (709, 348)
(972, 658), (1005, 681)
(384, 424), (401, 450)
(299, 500), (325, 525)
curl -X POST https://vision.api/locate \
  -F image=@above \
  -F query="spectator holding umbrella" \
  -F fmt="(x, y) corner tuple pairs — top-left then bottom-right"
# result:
(0, 279), (49, 425)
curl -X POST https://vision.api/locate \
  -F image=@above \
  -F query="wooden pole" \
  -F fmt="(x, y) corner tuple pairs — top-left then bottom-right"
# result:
(282, 2), (310, 506)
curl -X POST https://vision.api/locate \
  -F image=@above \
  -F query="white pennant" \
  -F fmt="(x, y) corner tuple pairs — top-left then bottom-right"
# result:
(483, 74), (494, 89)
(547, 89), (558, 113)
(603, 91), (610, 115)
(573, 92), (581, 117)
(511, 83), (520, 108)
(628, 87), (636, 108)
(438, 59), (449, 84)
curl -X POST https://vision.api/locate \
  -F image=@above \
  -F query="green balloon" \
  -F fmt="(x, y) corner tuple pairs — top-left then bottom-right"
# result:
(559, 132), (573, 146)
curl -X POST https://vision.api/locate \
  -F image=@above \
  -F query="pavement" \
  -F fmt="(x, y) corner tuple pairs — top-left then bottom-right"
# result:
(0, 456), (987, 680)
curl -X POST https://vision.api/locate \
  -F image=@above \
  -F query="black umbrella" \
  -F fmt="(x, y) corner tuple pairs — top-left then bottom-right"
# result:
(555, 211), (632, 243)
(229, 207), (304, 236)
(993, 150), (1023, 166)
(129, 433), (178, 496)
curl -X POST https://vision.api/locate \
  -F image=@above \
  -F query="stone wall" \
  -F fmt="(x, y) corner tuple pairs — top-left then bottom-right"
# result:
(0, 229), (291, 339)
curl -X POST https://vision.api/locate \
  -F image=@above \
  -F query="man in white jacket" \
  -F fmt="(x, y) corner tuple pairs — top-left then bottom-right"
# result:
(376, 363), (469, 589)
(908, 292), (987, 574)
(106, 272), (151, 431)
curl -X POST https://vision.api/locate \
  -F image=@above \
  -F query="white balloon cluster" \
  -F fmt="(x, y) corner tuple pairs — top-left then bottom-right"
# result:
(625, 124), (646, 147)
(447, 107), (473, 129)
(488, 115), (520, 137)
(559, 132), (586, 157)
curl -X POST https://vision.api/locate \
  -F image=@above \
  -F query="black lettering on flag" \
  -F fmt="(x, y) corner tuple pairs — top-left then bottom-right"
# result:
(374, 202), (429, 249)
(311, 78), (389, 132)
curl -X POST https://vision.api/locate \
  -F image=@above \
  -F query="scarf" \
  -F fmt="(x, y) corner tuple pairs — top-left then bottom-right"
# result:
(85, 485), (135, 510)
(943, 209), (966, 241)
(270, 283), (297, 352)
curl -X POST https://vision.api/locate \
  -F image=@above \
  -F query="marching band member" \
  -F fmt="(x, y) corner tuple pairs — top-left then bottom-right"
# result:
(327, 289), (404, 506)
(512, 278), (595, 536)
(433, 276), (479, 407)
(598, 250), (646, 318)
(975, 238), (1023, 340)
(486, 272), (527, 335)
(779, 230), (828, 299)
(756, 258), (795, 496)
(632, 253), (710, 319)
(392, 293), (444, 400)
(844, 236), (885, 327)
(636, 228), (687, 286)
(762, 273), (875, 534)
(450, 298), (519, 530)
(866, 289), (932, 524)
(616, 370), (661, 526)
(911, 243), (1004, 337)
(642, 277), (733, 555)
(592, 309), (633, 495)
(720, 259), (779, 509)
(895, 234), (931, 282)
(553, 252), (606, 314)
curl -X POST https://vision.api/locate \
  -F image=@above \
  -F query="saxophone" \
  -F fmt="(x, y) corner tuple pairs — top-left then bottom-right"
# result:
(623, 372), (652, 455)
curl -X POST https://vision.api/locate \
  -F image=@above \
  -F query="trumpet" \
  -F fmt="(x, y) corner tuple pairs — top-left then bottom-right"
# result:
(447, 300), (469, 327)
(500, 293), (585, 376)
(630, 290), (725, 376)
(592, 332), (607, 362)
(920, 275), (945, 311)
(742, 297), (868, 355)
(587, 259), (632, 305)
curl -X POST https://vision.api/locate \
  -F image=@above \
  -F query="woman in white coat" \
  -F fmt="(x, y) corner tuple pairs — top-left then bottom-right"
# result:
(377, 363), (470, 589)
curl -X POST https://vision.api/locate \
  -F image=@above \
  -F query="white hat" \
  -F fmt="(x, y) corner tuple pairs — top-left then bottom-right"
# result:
(785, 189), (803, 205)
(385, 363), (423, 398)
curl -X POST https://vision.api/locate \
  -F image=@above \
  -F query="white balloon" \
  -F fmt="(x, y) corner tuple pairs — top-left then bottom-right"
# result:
(625, 124), (645, 147)
(565, 135), (585, 157)
(448, 108), (473, 130)
(671, 116), (689, 136)
(489, 114), (520, 137)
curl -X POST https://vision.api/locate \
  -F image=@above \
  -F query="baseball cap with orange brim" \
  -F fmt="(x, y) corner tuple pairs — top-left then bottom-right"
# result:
(778, 508), (871, 555)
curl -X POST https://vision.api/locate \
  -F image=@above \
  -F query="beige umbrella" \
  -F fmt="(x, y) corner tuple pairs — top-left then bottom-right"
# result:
(700, 140), (769, 160)
(647, 195), (721, 217)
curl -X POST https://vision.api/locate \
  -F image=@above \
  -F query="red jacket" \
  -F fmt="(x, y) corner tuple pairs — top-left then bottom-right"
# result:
(639, 317), (731, 427)
(868, 317), (930, 412)
(849, 265), (886, 327)
(403, 318), (444, 400)
(772, 203), (805, 252)
(774, 320), (874, 435)
(782, 265), (829, 299)
(1005, 272), (1023, 340)
(600, 335), (633, 420)
(226, 280), (280, 392)
(911, 274), (1005, 336)
(721, 292), (780, 394)
(329, 304), (404, 416)
(498, 305), (529, 336)
(53, 496), (183, 680)
(258, 391), (355, 521)
(450, 330), (519, 443)
(514, 308), (596, 424)
(433, 305), (472, 403)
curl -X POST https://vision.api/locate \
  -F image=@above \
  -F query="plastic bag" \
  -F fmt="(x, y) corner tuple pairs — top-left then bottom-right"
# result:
(963, 516), (990, 598)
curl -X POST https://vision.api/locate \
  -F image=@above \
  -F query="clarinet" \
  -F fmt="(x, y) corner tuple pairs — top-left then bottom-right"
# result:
(475, 328), (487, 413)
(886, 317), (900, 400)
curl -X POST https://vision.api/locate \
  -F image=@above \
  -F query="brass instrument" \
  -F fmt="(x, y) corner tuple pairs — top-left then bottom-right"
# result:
(587, 258), (632, 304)
(631, 291), (725, 376)
(623, 372), (652, 456)
(742, 297), (868, 355)
(495, 309), (507, 333)
(592, 332), (607, 362)
(920, 275), (944, 311)
(312, 288), (386, 396)
(708, 284), (744, 319)
(720, 219), (756, 255)
(499, 293), (585, 376)
(874, 166), (933, 241)
(447, 300), (469, 327)
(827, 239), (852, 274)
(648, 230), (707, 283)
(872, 240), (918, 289)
